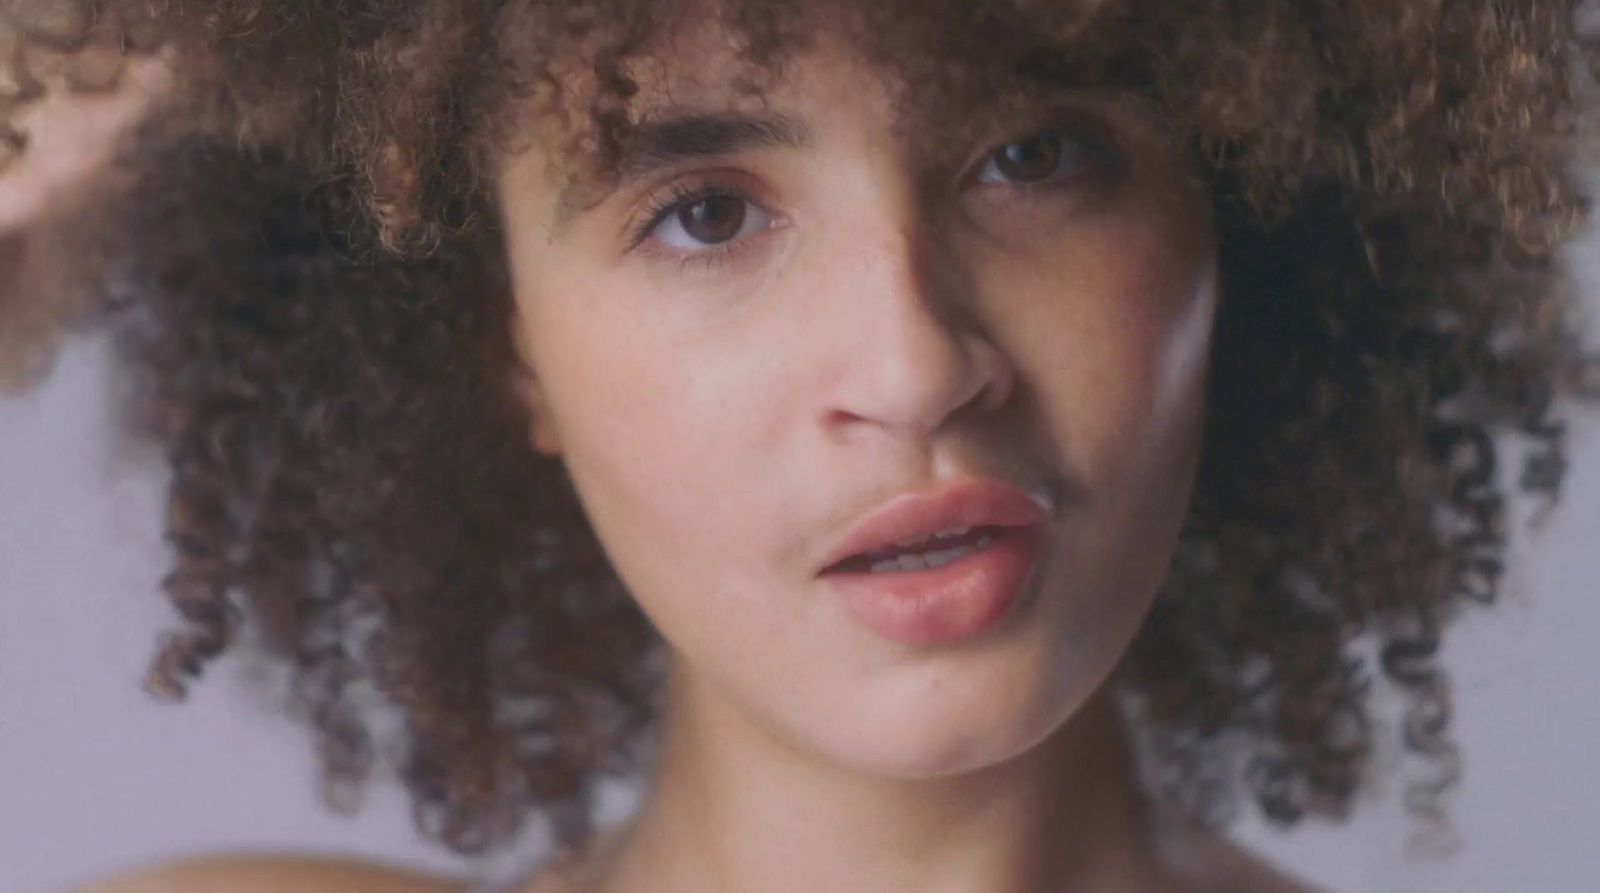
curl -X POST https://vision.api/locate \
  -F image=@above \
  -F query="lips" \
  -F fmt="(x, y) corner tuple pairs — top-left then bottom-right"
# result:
(819, 478), (1051, 574)
(825, 528), (1044, 646)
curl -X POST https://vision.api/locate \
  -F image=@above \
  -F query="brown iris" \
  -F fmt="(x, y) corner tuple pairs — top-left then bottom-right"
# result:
(679, 195), (747, 244)
(992, 133), (1063, 182)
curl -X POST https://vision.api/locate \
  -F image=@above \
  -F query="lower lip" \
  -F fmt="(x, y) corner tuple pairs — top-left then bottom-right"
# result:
(823, 526), (1042, 647)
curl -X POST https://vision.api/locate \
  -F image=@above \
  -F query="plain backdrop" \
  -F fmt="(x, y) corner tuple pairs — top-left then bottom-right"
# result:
(4, 219), (1600, 893)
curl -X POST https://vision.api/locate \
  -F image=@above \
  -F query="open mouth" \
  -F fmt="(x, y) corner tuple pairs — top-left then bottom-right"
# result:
(825, 525), (1006, 575)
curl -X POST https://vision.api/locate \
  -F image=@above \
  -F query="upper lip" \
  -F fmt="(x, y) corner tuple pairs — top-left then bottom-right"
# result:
(820, 477), (1052, 573)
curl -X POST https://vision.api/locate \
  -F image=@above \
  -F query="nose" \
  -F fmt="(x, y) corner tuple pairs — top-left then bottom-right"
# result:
(819, 219), (1016, 441)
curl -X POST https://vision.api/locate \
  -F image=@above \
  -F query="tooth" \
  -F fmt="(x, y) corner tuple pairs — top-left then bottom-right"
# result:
(869, 553), (919, 573)
(921, 546), (967, 569)
(891, 526), (974, 551)
(896, 552), (929, 571)
(861, 531), (998, 573)
(884, 544), (968, 572)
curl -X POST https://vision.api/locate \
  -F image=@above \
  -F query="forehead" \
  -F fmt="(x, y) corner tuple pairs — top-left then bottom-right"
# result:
(503, 0), (1136, 177)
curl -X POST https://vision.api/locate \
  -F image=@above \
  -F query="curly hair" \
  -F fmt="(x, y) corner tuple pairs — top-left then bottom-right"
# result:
(4, 0), (1598, 857)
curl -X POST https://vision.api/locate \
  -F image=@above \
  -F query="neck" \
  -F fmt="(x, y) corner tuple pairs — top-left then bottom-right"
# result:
(591, 660), (1163, 893)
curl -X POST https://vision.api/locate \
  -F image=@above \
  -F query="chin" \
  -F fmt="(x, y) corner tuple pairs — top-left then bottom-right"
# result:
(793, 662), (1092, 780)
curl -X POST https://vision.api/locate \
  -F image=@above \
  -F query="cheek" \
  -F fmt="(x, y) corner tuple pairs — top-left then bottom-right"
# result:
(525, 301), (707, 531)
(984, 216), (1215, 714)
(996, 218), (1217, 493)
(512, 266), (798, 621)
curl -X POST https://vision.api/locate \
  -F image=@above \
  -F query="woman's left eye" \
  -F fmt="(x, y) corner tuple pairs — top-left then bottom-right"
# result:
(975, 126), (1120, 186)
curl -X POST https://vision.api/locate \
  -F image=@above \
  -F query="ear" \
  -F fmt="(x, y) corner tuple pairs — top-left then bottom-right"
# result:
(524, 384), (563, 457)
(507, 312), (565, 456)
(513, 366), (564, 457)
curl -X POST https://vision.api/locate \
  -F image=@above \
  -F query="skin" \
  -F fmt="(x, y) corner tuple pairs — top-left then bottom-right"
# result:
(66, 15), (1318, 893)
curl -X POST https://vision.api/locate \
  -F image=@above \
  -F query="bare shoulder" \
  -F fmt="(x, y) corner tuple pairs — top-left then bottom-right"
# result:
(1189, 848), (1328, 893)
(1156, 825), (1331, 893)
(68, 853), (472, 893)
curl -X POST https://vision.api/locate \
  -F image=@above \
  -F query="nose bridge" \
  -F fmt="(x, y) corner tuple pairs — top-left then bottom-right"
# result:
(819, 187), (1008, 437)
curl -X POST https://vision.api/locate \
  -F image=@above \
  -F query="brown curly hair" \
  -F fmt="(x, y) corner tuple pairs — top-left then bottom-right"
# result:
(5, 0), (1599, 857)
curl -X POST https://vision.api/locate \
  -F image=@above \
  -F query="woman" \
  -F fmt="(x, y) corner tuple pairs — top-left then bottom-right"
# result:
(4, 2), (1594, 892)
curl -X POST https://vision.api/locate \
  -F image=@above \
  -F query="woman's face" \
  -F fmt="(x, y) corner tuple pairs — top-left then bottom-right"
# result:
(497, 24), (1217, 778)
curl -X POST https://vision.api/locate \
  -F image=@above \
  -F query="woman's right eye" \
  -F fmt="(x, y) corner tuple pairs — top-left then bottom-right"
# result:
(648, 192), (774, 252)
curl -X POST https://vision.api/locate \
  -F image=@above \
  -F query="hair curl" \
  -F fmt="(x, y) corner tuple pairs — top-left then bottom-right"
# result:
(4, 0), (1600, 857)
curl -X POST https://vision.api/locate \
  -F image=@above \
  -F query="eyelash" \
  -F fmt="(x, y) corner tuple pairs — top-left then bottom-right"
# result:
(968, 119), (1126, 193)
(626, 116), (1125, 267)
(626, 181), (767, 270)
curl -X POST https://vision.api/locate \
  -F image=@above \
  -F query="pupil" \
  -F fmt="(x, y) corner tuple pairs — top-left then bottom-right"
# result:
(681, 196), (746, 244)
(996, 135), (1061, 182)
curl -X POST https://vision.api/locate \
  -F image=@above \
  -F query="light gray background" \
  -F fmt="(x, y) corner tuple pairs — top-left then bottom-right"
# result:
(4, 233), (1600, 892)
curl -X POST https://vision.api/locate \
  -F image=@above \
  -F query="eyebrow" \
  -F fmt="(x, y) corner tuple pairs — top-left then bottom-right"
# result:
(551, 112), (812, 233)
